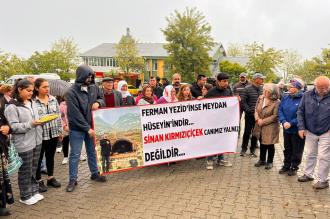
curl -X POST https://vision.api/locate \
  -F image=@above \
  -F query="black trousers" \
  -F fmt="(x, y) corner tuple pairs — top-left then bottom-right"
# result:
(241, 114), (257, 153)
(62, 136), (69, 158)
(259, 144), (275, 163)
(102, 156), (110, 173)
(283, 132), (305, 169)
(36, 137), (58, 180)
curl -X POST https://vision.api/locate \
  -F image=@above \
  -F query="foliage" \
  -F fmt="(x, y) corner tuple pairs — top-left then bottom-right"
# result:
(162, 7), (215, 83)
(279, 50), (301, 82)
(219, 60), (247, 83)
(0, 51), (28, 80)
(226, 43), (246, 57)
(114, 33), (144, 74)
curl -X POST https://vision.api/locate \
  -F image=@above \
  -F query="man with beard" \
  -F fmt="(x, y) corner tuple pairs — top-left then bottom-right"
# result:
(191, 74), (207, 98)
(66, 65), (106, 192)
(172, 73), (182, 94)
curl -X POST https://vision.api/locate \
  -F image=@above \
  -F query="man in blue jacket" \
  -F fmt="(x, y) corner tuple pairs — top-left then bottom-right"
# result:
(278, 79), (305, 176)
(297, 76), (330, 189)
(66, 65), (106, 192)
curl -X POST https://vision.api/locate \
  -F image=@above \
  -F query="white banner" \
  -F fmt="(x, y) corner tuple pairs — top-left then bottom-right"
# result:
(93, 97), (239, 173)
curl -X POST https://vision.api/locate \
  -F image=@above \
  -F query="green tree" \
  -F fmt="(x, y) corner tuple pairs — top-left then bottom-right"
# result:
(294, 59), (319, 83)
(0, 51), (28, 80)
(114, 30), (144, 75)
(219, 60), (247, 83)
(245, 42), (283, 82)
(226, 43), (246, 57)
(162, 7), (215, 82)
(279, 50), (301, 82)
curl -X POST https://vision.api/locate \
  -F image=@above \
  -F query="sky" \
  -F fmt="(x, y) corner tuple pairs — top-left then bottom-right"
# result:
(1, 0), (330, 59)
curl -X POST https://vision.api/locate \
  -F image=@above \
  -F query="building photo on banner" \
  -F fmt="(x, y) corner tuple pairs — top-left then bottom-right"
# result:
(93, 97), (240, 174)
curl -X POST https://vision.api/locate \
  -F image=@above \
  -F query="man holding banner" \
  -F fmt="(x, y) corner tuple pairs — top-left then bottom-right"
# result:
(205, 72), (234, 170)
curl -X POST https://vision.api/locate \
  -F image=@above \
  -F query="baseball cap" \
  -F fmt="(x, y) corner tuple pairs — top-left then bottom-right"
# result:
(239, 72), (248, 77)
(252, 73), (266, 80)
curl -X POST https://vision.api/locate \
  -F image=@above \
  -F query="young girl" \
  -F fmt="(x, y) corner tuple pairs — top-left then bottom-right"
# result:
(4, 79), (44, 205)
(34, 78), (62, 192)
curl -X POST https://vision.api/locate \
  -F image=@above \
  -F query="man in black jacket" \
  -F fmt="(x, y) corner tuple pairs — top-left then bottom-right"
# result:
(191, 74), (207, 98)
(149, 76), (164, 99)
(66, 65), (106, 192)
(240, 72), (264, 157)
(205, 73), (233, 170)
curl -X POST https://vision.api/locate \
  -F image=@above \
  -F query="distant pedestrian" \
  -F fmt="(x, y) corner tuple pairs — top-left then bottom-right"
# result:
(253, 83), (280, 170)
(297, 76), (330, 189)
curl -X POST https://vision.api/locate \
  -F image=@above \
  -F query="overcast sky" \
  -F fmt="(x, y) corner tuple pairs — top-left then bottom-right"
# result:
(1, 0), (329, 59)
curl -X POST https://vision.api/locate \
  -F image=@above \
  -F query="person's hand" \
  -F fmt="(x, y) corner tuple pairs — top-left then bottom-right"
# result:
(237, 95), (241, 102)
(63, 125), (69, 132)
(257, 119), (263, 126)
(197, 96), (203, 99)
(283, 122), (291, 129)
(58, 134), (64, 142)
(88, 129), (96, 138)
(33, 120), (44, 126)
(0, 125), (10, 136)
(298, 130), (305, 139)
(92, 102), (100, 110)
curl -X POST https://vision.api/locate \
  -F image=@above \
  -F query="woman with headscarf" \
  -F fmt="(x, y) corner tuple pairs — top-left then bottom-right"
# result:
(157, 85), (178, 104)
(136, 85), (155, 105)
(117, 80), (135, 106)
(253, 83), (280, 170)
(278, 79), (305, 176)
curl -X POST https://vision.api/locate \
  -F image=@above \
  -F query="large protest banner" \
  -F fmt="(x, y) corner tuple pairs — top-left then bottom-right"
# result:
(93, 97), (239, 174)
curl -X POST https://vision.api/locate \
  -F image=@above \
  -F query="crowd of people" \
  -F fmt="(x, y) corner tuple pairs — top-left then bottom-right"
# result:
(0, 64), (329, 216)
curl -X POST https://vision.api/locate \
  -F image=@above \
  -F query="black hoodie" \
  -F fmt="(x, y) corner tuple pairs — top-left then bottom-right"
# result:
(66, 65), (105, 132)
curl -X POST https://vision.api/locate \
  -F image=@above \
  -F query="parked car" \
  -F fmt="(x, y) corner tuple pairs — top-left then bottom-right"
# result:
(4, 73), (60, 85)
(128, 84), (139, 96)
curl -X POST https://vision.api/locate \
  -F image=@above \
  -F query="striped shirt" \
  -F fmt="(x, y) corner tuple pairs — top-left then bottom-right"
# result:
(35, 95), (63, 140)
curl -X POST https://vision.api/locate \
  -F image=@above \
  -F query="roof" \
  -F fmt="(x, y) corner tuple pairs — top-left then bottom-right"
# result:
(220, 56), (249, 66)
(81, 42), (225, 58)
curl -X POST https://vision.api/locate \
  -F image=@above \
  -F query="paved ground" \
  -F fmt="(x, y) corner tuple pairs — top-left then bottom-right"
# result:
(5, 132), (330, 219)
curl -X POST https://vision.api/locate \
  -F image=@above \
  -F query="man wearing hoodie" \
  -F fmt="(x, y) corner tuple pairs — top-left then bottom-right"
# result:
(204, 73), (233, 170)
(66, 65), (106, 192)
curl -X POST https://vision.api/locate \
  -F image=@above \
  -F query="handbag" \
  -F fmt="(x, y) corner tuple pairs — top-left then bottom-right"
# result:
(7, 143), (23, 176)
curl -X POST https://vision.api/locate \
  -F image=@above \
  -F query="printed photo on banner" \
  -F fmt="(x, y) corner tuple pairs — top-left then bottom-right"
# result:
(93, 107), (144, 174)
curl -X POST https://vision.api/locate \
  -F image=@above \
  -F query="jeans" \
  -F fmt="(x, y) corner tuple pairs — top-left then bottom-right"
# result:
(304, 131), (330, 183)
(69, 130), (98, 182)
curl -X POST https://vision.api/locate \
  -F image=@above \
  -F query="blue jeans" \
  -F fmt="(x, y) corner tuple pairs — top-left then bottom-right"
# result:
(207, 154), (224, 161)
(69, 130), (98, 182)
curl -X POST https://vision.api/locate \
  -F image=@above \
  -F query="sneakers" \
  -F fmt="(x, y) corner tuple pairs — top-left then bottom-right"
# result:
(313, 181), (329, 190)
(255, 160), (266, 167)
(19, 197), (38, 205)
(66, 181), (77, 192)
(56, 147), (62, 153)
(249, 153), (258, 158)
(298, 174), (314, 182)
(90, 174), (107, 182)
(80, 155), (87, 161)
(240, 150), (247, 157)
(206, 160), (214, 170)
(218, 159), (233, 167)
(279, 167), (290, 174)
(47, 178), (61, 188)
(62, 157), (68, 165)
(265, 163), (273, 170)
(287, 168), (297, 176)
(38, 181), (47, 193)
(32, 193), (44, 202)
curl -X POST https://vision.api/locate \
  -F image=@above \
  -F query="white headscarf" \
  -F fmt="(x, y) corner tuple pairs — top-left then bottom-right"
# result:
(163, 85), (178, 103)
(117, 80), (131, 98)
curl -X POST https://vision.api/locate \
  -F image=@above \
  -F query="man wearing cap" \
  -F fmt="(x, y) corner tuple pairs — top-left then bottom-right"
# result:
(278, 79), (305, 176)
(66, 65), (106, 192)
(240, 72), (265, 157)
(191, 74), (207, 98)
(297, 76), (330, 189)
(233, 73), (250, 118)
(101, 77), (123, 107)
(205, 73), (233, 170)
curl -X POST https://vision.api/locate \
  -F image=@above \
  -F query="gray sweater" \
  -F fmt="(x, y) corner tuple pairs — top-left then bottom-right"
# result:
(4, 100), (43, 153)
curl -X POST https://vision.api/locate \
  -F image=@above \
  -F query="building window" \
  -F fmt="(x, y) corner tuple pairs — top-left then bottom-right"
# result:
(152, 59), (158, 71)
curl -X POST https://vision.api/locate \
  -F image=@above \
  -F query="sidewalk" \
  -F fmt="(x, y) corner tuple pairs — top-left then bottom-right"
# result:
(7, 135), (330, 219)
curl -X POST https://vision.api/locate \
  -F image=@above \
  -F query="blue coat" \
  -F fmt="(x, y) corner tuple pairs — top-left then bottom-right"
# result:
(297, 89), (330, 136)
(278, 92), (303, 134)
